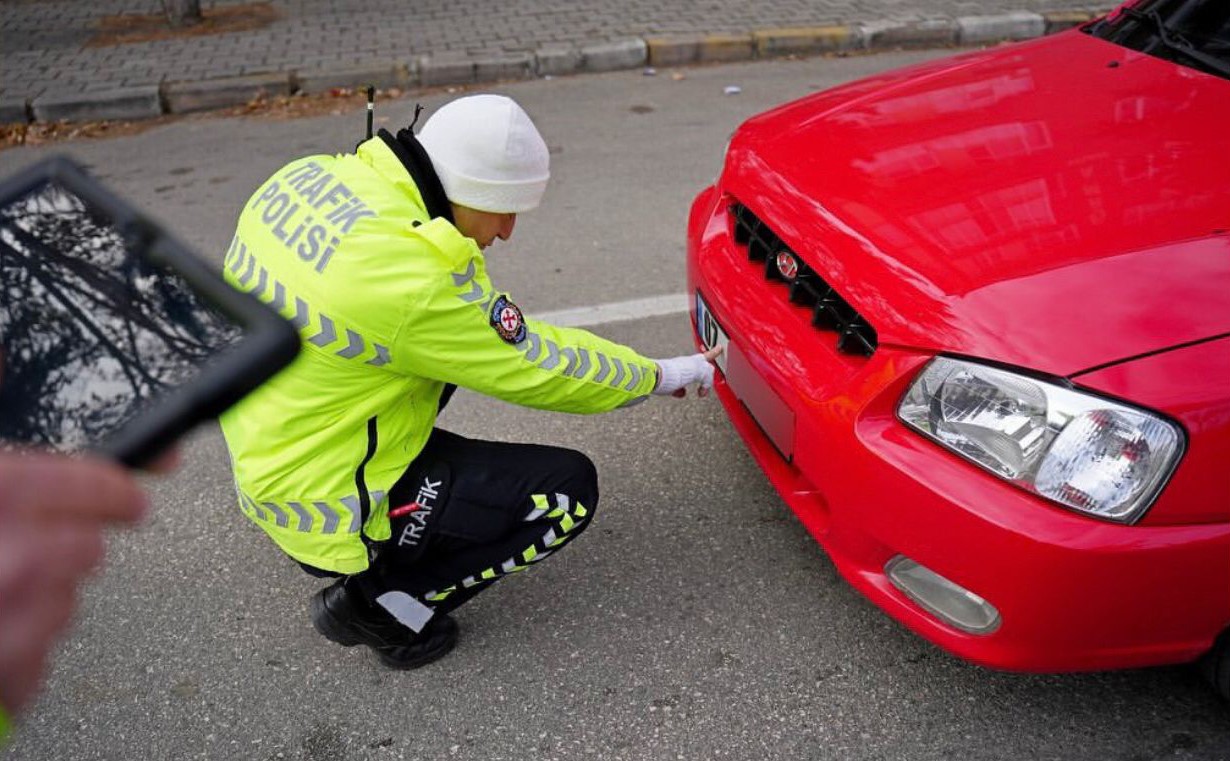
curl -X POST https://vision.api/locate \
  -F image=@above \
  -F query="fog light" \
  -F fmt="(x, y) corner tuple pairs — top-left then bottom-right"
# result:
(885, 556), (1001, 635)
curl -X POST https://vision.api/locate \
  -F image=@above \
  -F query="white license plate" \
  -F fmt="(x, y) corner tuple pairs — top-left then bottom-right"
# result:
(695, 292), (729, 375)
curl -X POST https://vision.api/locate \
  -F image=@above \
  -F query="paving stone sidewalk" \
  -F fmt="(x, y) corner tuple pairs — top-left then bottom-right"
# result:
(0, 0), (1117, 124)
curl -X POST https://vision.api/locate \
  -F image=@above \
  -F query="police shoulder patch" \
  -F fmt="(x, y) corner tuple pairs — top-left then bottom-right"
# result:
(490, 295), (527, 344)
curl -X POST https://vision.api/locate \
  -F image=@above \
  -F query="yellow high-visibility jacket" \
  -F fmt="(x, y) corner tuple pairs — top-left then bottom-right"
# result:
(219, 134), (657, 574)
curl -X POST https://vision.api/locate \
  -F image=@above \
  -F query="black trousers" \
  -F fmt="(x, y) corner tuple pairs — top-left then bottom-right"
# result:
(350, 428), (600, 631)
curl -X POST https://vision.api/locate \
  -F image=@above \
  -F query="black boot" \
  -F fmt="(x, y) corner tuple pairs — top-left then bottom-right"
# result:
(310, 580), (458, 670)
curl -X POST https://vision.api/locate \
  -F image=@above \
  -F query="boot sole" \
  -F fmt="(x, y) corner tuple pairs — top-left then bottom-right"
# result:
(374, 624), (459, 670)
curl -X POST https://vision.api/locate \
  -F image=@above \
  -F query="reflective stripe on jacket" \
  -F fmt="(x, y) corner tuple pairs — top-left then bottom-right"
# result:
(220, 136), (657, 574)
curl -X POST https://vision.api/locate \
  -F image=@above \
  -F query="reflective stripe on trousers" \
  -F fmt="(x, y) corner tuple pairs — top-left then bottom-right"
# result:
(421, 492), (590, 603)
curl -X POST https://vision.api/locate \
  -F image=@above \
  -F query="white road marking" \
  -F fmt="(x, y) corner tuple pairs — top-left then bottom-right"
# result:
(533, 293), (689, 328)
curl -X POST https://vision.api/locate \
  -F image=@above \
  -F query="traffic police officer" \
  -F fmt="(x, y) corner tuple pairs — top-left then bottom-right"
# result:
(220, 94), (717, 668)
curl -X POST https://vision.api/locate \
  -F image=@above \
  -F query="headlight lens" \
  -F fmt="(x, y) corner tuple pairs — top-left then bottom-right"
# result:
(898, 357), (1184, 523)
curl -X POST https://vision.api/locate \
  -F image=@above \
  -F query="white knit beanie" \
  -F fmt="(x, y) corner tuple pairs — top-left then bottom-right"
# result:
(417, 94), (551, 214)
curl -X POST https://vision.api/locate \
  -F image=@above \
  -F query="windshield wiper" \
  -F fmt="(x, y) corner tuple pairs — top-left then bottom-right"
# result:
(1121, 7), (1230, 78)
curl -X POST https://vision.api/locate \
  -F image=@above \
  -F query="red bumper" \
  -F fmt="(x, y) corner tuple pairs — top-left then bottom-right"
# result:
(687, 186), (1230, 672)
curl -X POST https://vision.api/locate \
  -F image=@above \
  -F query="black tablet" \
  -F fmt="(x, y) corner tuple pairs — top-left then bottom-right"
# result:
(0, 155), (300, 467)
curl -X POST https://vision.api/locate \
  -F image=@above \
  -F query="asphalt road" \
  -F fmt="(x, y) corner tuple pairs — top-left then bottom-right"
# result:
(3, 50), (1229, 761)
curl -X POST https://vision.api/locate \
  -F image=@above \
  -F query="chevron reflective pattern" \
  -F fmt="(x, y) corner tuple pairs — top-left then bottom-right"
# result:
(451, 260), (486, 303)
(450, 257), (655, 392)
(224, 236), (392, 367)
(422, 492), (590, 603)
(235, 486), (387, 535)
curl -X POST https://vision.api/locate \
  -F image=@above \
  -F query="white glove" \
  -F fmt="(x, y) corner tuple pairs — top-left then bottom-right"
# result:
(653, 353), (717, 397)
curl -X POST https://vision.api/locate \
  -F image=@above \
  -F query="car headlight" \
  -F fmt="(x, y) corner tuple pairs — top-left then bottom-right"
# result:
(897, 357), (1184, 523)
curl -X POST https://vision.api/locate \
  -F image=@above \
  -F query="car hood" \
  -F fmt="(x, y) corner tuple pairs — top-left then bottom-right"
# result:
(725, 32), (1230, 376)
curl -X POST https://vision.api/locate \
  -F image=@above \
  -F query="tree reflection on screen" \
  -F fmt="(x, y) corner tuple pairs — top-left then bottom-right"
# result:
(0, 181), (241, 452)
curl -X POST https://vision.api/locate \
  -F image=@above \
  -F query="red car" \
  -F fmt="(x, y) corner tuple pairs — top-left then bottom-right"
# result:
(687, 0), (1230, 692)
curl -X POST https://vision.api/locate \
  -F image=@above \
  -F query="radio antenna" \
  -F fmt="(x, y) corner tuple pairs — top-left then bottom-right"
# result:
(365, 85), (375, 140)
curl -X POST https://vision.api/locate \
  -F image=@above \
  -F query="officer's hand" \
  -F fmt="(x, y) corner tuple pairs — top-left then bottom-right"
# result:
(653, 345), (723, 398)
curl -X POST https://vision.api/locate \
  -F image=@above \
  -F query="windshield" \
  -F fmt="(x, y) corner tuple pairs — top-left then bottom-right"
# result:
(1088, 0), (1230, 80)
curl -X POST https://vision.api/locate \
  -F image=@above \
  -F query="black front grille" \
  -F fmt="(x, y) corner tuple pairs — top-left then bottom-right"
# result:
(730, 202), (877, 357)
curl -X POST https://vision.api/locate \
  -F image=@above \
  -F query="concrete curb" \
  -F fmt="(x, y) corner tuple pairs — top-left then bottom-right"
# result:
(860, 18), (959, 49)
(580, 39), (648, 73)
(0, 97), (30, 125)
(164, 72), (293, 114)
(475, 53), (535, 84)
(535, 44), (584, 76)
(4, 7), (1115, 126)
(753, 26), (865, 57)
(646, 35), (704, 67)
(699, 34), (756, 63)
(31, 84), (163, 123)
(1043, 10), (1099, 33)
(296, 63), (409, 95)
(957, 12), (1046, 44)
(417, 53), (474, 88)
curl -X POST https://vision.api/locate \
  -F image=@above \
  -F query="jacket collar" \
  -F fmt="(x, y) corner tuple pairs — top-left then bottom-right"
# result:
(355, 128), (455, 224)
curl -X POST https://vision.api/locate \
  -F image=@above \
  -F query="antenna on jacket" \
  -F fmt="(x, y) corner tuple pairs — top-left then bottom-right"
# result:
(365, 85), (375, 141)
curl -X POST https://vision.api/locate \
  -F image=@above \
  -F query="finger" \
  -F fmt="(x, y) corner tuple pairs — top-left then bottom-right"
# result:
(0, 581), (79, 659)
(0, 524), (105, 591)
(0, 532), (46, 600)
(142, 446), (182, 475)
(0, 644), (51, 717)
(0, 583), (78, 713)
(0, 453), (147, 524)
(36, 525), (107, 581)
(703, 345), (724, 362)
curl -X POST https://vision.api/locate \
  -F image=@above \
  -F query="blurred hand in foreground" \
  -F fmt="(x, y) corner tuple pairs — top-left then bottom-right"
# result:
(0, 453), (150, 718)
